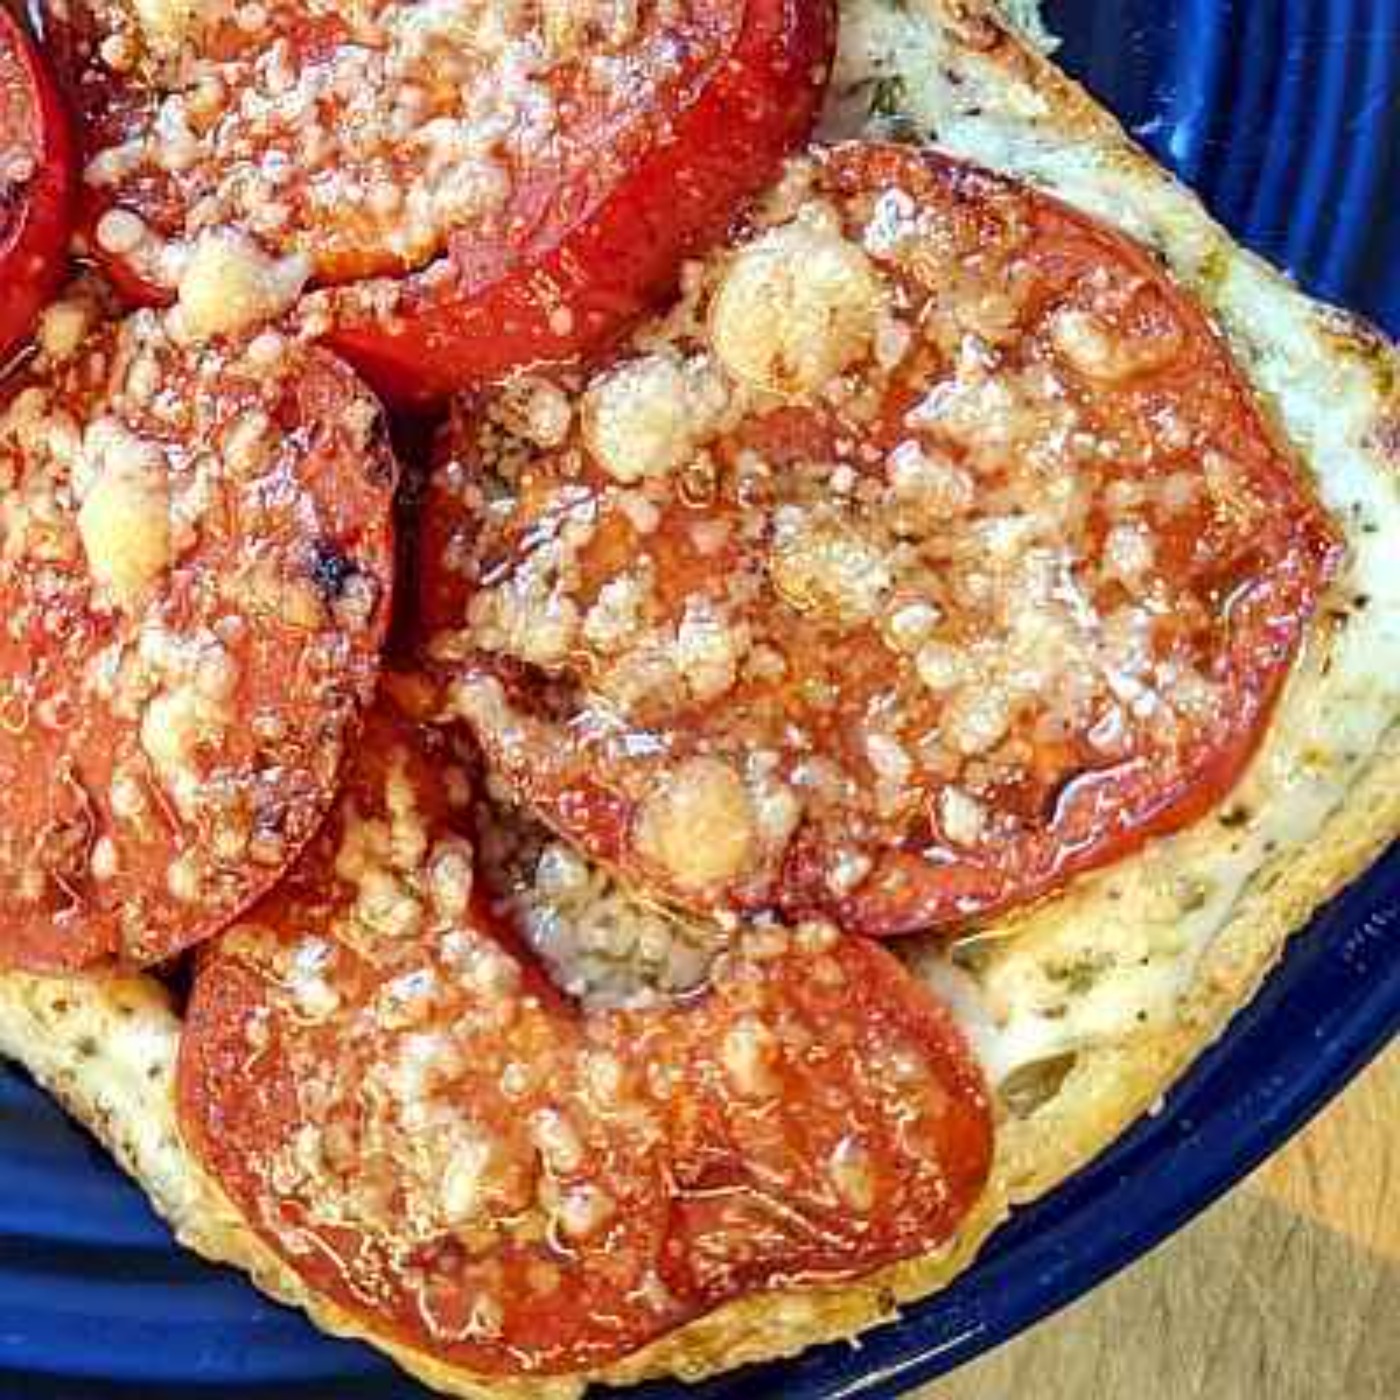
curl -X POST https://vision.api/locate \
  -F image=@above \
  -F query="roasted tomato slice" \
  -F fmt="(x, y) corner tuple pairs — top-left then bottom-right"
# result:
(0, 298), (397, 970)
(60, 0), (835, 402)
(421, 142), (1342, 938)
(0, 4), (76, 365)
(178, 700), (993, 1377)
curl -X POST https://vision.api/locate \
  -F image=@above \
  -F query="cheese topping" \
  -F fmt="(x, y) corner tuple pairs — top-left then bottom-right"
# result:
(475, 796), (724, 1009)
(173, 230), (310, 344)
(131, 0), (198, 54)
(583, 355), (725, 485)
(634, 756), (758, 893)
(75, 419), (172, 607)
(709, 213), (884, 397)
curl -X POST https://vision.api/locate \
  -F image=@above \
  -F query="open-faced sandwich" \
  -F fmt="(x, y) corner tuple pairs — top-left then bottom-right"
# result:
(0, 1), (1397, 1394)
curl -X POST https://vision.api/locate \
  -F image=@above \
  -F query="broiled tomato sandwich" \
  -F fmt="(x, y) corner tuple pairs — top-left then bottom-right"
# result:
(0, 2), (1397, 1397)
(53, 0), (836, 401)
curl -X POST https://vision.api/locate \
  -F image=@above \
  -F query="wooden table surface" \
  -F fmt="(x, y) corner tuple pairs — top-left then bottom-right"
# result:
(919, 1042), (1399, 1400)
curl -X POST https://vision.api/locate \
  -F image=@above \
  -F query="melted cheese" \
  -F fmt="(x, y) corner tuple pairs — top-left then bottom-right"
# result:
(174, 230), (310, 343)
(583, 356), (701, 483)
(76, 420), (172, 607)
(709, 215), (884, 397)
(132, 0), (198, 54)
(635, 757), (758, 892)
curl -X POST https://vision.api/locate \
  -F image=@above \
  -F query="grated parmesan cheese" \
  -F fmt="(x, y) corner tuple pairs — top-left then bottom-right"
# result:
(174, 230), (310, 343)
(635, 757), (758, 893)
(76, 421), (172, 608)
(710, 214), (883, 397)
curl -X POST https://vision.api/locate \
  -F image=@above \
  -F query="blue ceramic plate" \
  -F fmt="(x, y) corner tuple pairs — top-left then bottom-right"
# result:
(5, 2), (1399, 1396)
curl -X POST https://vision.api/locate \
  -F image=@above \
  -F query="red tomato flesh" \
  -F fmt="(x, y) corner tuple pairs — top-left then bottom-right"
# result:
(178, 701), (994, 1376)
(421, 142), (1343, 938)
(0, 5), (75, 365)
(0, 309), (397, 971)
(60, 0), (835, 402)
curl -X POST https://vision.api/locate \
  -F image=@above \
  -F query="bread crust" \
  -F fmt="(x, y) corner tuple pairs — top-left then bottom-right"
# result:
(1, 2), (1397, 1393)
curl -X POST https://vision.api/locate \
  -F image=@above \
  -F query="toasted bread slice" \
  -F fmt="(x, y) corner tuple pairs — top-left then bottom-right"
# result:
(1, 2), (1397, 1394)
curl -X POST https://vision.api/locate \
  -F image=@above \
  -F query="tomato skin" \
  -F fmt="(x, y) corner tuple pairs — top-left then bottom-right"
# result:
(0, 5), (77, 365)
(307, 0), (837, 404)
